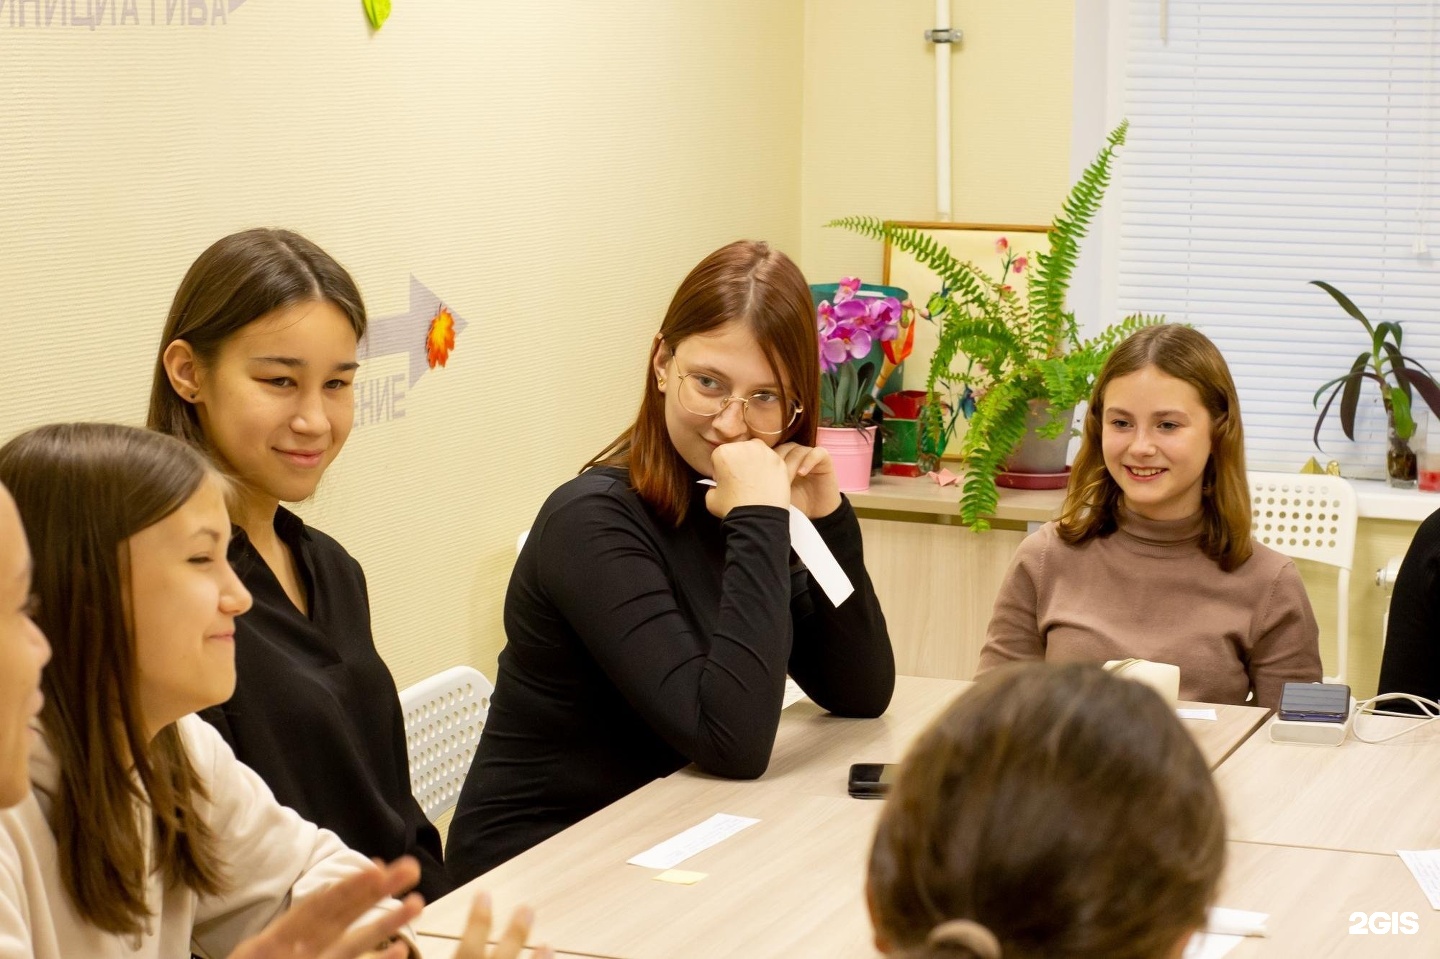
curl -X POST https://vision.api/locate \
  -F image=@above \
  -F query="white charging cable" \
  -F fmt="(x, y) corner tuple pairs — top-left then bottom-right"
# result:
(1350, 693), (1440, 744)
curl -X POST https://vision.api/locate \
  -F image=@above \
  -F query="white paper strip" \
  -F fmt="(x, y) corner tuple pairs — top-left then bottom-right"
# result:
(1178, 708), (1219, 721)
(1206, 907), (1268, 937)
(1182, 932), (1244, 959)
(697, 480), (854, 607)
(1399, 850), (1440, 910)
(627, 813), (760, 870)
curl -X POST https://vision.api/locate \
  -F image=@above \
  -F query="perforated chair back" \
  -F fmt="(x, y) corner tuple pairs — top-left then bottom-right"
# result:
(1248, 471), (1358, 683)
(398, 665), (494, 823)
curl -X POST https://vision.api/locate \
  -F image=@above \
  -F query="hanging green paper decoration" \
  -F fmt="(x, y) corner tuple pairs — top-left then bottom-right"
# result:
(363, 0), (391, 30)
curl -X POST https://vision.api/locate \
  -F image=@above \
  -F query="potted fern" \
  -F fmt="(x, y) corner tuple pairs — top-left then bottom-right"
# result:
(828, 120), (1160, 529)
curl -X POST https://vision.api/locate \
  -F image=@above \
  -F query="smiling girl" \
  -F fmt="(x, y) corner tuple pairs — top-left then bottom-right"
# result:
(147, 229), (449, 900)
(977, 324), (1321, 708)
(445, 240), (895, 883)
(0, 423), (417, 957)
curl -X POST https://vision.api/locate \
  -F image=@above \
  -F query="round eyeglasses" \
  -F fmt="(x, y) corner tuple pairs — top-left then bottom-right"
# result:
(672, 362), (802, 436)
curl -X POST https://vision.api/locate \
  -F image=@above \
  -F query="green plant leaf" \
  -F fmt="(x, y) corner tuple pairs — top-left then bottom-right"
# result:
(363, 0), (391, 29)
(1392, 387), (1415, 439)
(820, 371), (837, 423)
(1310, 280), (1374, 335)
(835, 363), (857, 425)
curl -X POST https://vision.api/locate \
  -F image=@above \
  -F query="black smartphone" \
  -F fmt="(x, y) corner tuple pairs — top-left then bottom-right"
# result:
(1278, 682), (1351, 723)
(848, 762), (896, 799)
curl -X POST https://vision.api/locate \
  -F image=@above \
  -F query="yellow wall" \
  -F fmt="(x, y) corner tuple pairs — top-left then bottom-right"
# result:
(800, 1), (1075, 287)
(1299, 518), (1420, 700)
(0, 0), (803, 687)
(0, 1), (1417, 706)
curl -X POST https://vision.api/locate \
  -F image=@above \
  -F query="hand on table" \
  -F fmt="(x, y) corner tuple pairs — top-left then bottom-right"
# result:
(774, 442), (842, 520)
(451, 891), (553, 959)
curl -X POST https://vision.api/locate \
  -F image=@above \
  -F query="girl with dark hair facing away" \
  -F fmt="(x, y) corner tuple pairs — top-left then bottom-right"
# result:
(868, 662), (1227, 959)
(977, 325), (1321, 708)
(446, 240), (894, 884)
(148, 228), (450, 900)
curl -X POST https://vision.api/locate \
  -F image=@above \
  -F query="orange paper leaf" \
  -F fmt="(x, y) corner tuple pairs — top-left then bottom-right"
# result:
(426, 306), (457, 369)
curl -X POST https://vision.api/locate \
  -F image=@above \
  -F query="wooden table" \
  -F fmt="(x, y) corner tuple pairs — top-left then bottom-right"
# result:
(419, 677), (1270, 957)
(1216, 713), (1440, 854)
(1217, 841), (1439, 956)
(416, 935), (594, 958)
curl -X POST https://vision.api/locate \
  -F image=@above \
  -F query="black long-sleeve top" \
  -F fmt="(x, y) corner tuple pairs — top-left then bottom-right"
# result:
(1378, 506), (1440, 709)
(200, 507), (451, 901)
(446, 466), (895, 885)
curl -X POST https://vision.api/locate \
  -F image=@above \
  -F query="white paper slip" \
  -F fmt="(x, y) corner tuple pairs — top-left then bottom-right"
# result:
(696, 480), (855, 607)
(1182, 932), (1244, 959)
(1178, 708), (1218, 721)
(1399, 849), (1440, 909)
(782, 677), (808, 709)
(1206, 907), (1268, 937)
(627, 813), (761, 870)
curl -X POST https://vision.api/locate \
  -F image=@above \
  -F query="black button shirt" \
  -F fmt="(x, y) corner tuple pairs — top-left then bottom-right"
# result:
(200, 507), (451, 901)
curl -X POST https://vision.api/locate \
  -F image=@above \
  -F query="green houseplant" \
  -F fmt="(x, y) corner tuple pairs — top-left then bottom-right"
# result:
(1310, 280), (1440, 486)
(828, 120), (1160, 529)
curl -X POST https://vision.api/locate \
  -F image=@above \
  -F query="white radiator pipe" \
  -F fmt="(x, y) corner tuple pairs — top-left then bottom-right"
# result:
(934, 0), (952, 221)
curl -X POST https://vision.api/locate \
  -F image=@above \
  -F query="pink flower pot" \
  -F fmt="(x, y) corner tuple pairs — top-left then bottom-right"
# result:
(818, 425), (878, 493)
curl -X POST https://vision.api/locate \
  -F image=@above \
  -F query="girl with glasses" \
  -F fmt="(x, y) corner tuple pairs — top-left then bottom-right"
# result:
(446, 240), (894, 884)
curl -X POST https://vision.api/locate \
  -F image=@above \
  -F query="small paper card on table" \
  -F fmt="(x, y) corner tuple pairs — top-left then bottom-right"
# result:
(1178, 708), (1218, 721)
(1399, 849), (1440, 909)
(652, 870), (707, 885)
(1206, 906), (1267, 937)
(627, 813), (760, 870)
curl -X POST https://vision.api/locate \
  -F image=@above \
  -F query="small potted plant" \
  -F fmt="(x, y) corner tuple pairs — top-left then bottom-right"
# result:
(814, 278), (915, 491)
(1310, 280), (1440, 487)
(829, 120), (1160, 528)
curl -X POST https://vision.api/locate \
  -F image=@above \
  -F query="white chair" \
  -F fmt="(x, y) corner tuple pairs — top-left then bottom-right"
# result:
(1248, 471), (1358, 684)
(398, 665), (494, 823)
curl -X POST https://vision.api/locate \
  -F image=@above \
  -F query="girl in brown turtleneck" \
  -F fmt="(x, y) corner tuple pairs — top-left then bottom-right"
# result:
(978, 325), (1321, 709)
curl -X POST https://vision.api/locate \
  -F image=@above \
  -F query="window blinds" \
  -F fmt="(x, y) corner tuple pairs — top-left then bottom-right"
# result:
(1114, 0), (1440, 476)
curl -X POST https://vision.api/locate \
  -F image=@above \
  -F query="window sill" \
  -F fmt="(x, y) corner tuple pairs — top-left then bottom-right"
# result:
(1350, 480), (1440, 523)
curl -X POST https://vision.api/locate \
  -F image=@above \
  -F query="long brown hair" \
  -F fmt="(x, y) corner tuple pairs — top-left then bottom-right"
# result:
(147, 228), (367, 451)
(1057, 324), (1252, 571)
(869, 662), (1225, 959)
(0, 424), (228, 935)
(585, 240), (819, 525)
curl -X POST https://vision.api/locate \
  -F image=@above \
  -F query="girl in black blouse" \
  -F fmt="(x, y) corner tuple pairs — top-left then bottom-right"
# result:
(446, 240), (895, 884)
(146, 229), (451, 901)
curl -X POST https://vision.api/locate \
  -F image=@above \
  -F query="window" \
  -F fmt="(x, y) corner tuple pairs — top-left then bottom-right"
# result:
(1100, 0), (1440, 476)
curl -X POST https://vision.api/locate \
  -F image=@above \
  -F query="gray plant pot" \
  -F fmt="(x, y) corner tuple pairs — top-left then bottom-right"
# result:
(1003, 400), (1076, 474)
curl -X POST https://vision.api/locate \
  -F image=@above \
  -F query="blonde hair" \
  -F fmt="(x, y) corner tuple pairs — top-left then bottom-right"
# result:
(1057, 324), (1252, 572)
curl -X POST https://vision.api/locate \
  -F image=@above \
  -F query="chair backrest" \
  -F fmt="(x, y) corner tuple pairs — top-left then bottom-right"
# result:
(398, 665), (494, 823)
(1248, 471), (1358, 683)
